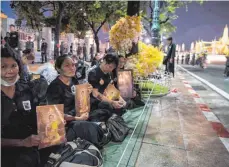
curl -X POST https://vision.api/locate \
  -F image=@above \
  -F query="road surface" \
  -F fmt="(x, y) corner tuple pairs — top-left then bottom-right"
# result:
(180, 64), (229, 94)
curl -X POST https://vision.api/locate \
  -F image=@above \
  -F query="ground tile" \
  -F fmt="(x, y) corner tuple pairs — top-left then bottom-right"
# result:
(187, 151), (229, 167)
(135, 143), (188, 167)
(183, 133), (229, 154)
(143, 128), (185, 149)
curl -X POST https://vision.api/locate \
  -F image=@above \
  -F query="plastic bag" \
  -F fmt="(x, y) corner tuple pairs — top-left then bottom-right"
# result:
(36, 63), (58, 85)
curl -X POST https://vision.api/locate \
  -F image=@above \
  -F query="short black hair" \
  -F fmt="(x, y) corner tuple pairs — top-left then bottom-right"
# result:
(118, 55), (124, 59)
(23, 49), (31, 54)
(167, 37), (173, 41)
(1, 47), (22, 75)
(103, 53), (119, 68)
(10, 24), (15, 27)
(55, 54), (71, 71)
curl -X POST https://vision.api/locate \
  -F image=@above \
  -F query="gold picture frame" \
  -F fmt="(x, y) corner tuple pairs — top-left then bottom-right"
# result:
(75, 83), (90, 116)
(117, 70), (134, 99)
(104, 84), (120, 101)
(36, 104), (66, 149)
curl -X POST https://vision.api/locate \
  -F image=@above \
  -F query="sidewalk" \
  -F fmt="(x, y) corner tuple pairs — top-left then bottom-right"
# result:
(133, 72), (229, 167)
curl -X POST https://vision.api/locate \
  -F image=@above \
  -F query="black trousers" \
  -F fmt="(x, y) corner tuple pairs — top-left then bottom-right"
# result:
(165, 61), (175, 77)
(1, 145), (60, 167)
(41, 52), (47, 63)
(66, 120), (105, 148)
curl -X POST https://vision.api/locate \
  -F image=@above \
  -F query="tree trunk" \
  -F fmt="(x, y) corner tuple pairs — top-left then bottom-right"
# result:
(127, 1), (140, 16)
(127, 1), (140, 57)
(94, 33), (100, 53)
(54, 2), (64, 59)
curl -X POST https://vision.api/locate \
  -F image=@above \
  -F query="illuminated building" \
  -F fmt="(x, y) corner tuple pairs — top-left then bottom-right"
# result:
(193, 25), (229, 55)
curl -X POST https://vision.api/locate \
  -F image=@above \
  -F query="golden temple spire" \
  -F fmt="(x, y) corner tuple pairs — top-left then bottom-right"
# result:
(222, 24), (228, 44)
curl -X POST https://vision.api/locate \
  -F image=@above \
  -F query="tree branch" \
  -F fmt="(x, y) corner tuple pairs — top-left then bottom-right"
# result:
(143, 25), (151, 37)
(142, 15), (151, 23)
(160, 16), (170, 25)
(95, 10), (115, 34)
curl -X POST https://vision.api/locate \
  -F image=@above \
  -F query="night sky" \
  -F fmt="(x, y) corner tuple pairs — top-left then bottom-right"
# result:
(1, 1), (229, 49)
(172, 1), (229, 49)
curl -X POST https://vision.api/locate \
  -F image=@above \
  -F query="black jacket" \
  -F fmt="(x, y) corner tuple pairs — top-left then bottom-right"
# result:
(1, 81), (38, 139)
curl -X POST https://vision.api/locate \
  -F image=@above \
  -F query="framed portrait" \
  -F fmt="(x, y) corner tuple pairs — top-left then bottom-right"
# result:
(104, 84), (120, 101)
(75, 83), (90, 116)
(31, 74), (40, 81)
(117, 70), (134, 99)
(36, 104), (66, 149)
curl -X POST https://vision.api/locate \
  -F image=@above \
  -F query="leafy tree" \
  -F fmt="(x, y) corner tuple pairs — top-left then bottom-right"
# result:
(11, 1), (81, 58)
(75, 1), (127, 52)
(141, 1), (203, 38)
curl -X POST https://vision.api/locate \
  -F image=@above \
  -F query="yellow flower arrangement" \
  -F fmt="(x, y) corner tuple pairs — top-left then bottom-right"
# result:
(125, 41), (164, 78)
(109, 16), (142, 53)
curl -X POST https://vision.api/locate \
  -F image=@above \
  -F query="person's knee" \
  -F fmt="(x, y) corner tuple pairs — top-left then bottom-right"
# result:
(16, 150), (40, 167)
(98, 101), (113, 110)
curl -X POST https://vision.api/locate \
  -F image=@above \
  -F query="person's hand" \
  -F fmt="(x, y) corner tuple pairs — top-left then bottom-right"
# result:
(170, 58), (173, 63)
(21, 135), (40, 147)
(112, 101), (123, 109)
(92, 89), (99, 98)
(76, 100), (82, 109)
(79, 112), (89, 121)
(87, 84), (93, 94)
(133, 90), (137, 98)
(118, 99), (126, 108)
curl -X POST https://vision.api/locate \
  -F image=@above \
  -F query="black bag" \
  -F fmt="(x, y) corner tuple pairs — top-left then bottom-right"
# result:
(94, 122), (111, 147)
(106, 114), (130, 142)
(45, 138), (103, 167)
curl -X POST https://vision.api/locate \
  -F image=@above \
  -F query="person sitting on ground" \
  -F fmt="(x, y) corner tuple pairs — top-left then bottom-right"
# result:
(91, 53), (101, 67)
(1, 48), (59, 167)
(72, 55), (89, 82)
(88, 54), (127, 116)
(112, 55), (145, 109)
(46, 55), (106, 146)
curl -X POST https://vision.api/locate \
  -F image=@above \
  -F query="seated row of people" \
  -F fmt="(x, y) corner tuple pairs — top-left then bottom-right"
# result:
(1, 48), (133, 167)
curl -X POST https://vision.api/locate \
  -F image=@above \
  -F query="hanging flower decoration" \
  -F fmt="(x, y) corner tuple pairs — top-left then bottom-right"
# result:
(109, 16), (142, 53)
(125, 41), (164, 78)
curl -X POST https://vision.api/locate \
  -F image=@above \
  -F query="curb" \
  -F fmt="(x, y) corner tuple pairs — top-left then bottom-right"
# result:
(178, 73), (229, 152)
(178, 65), (229, 101)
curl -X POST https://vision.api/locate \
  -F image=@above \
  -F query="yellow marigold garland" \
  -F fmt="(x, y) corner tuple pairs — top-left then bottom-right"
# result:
(126, 41), (164, 78)
(109, 16), (142, 53)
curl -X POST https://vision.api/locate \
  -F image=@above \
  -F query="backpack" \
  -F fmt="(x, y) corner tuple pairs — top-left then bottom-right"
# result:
(106, 114), (130, 142)
(45, 138), (103, 167)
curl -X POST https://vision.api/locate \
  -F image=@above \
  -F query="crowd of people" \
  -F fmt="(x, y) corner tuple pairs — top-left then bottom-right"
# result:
(1, 33), (145, 166)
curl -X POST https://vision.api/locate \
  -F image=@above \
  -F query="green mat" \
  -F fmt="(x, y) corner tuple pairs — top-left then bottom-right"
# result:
(102, 100), (153, 167)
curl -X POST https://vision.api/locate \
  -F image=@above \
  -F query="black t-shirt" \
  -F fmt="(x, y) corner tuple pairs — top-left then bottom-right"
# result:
(47, 77), (79, 116)
(1, 81), (38, 139)
(9, 31), (19, 48)
(88, 66), (111, 94)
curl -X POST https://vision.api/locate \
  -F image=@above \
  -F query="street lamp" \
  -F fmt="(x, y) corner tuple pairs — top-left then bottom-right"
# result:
(151, 0), (160, 47)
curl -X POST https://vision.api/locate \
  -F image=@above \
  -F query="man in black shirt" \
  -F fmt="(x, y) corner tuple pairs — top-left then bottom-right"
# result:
(9, 24), (19, 49)
(164, 37), (176, 77)
(88, 54), (127, 115)
(41, 38), (48, 63)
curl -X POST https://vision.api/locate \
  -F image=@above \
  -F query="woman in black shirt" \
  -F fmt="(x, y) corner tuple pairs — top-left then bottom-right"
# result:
(1, 48), (57, 167)
(46, 55), (104, 146)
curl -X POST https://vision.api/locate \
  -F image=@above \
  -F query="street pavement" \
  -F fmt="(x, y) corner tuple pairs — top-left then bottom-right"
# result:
(134, 70), (229, 167)
(180, 64), (229, 94)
